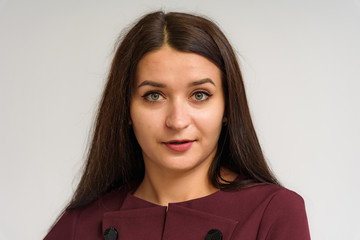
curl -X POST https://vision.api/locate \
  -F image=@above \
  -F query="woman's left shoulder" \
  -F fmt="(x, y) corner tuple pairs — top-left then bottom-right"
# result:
(229, 183), (308, 218)
(251, 184), (308, 217)
(221, 183), (311, 239)
(244, 184), (311, 239)
(248, 183), (305, 202)
(228, 182), (303, 202)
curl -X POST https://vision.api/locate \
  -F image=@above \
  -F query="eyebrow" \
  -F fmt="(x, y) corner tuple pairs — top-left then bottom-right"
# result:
(137, 80), (167, 88)
(137, 78), (216, 88)
(189, 78), (216, 87)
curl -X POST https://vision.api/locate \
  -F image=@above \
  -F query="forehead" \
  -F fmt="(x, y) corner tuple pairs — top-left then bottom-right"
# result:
(135, 45), (222, 86)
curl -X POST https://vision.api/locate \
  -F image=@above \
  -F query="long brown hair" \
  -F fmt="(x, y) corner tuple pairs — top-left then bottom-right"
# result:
(66, 11), (279, 210)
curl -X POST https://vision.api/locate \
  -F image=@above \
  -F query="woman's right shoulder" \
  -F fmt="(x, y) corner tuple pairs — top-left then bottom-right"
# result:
(43, 209), (80, 240)
(43, 187), (129, 240)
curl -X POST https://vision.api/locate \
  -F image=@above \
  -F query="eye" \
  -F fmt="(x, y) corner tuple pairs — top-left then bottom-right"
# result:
(149, 93), (161, 101)
(191, 91), (212, 102)
(142, 92), (164, 102)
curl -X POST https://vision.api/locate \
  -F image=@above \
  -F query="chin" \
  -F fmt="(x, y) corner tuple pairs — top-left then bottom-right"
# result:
(159, 158), (211, 174)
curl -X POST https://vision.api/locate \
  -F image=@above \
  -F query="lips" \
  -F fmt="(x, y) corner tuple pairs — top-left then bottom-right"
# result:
(163, 139), (195, 152)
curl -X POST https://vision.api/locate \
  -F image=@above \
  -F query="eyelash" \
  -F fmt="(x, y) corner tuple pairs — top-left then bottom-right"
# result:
(141, 91), (213, 103)
(190, 91), (212, 102)
(142, 91), (165, 102)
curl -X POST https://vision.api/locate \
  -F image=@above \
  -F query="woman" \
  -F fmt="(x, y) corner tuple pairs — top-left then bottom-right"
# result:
(44, 11), (310, 240)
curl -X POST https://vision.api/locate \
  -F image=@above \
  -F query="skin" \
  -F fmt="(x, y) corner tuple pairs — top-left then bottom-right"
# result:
(130, 45), (226, 206)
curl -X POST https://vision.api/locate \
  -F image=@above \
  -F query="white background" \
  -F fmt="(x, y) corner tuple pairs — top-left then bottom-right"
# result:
(1, 0), (359, 239)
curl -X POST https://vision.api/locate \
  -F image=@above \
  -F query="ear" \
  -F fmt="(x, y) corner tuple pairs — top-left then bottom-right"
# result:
(222, 116), (228, 125)
(129, 119), (132, 125)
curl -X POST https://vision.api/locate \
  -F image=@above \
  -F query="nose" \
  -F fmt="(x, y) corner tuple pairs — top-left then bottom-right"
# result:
(165, 99), (191, 130)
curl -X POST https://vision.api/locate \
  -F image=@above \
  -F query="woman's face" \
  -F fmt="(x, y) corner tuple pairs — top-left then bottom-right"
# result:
(130, 45), (225, 175)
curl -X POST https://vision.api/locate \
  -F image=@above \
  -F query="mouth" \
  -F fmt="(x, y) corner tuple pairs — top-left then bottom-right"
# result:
(166, 139), (194, 144)
(163, 139), (195, 152)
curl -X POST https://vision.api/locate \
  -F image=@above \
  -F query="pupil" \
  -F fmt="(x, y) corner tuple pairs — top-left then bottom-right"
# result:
(151, 94), (159, 100)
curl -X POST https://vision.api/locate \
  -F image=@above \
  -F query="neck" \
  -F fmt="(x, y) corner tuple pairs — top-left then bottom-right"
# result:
(133, 167), (218, 206)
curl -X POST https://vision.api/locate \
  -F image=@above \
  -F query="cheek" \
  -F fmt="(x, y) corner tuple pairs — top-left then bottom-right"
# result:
(130, 107), (162, 142)
(195, 106), (224, 137)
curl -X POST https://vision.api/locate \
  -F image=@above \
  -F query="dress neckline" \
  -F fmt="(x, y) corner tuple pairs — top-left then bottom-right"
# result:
(126, 188), (223, 208)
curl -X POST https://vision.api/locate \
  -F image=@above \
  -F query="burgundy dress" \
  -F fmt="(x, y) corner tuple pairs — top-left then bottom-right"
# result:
(44, 184), (310, 240)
